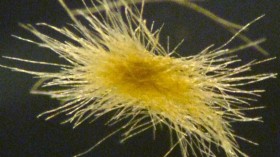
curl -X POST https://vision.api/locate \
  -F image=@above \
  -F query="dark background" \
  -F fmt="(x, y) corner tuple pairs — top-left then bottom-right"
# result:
(0, 0), (279, 157)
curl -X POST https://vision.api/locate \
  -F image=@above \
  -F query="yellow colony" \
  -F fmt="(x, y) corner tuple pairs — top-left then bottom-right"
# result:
(0, 0), (276, 157)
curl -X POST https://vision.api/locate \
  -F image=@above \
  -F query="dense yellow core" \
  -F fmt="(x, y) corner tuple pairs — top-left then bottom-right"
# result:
(91, 50), (195, 105)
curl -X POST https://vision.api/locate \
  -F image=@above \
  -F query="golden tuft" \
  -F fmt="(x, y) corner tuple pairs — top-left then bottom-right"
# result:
(0, 0), (276, 157)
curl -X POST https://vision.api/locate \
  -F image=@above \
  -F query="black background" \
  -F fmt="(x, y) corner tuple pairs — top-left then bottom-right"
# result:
(0, 0), (279, 157)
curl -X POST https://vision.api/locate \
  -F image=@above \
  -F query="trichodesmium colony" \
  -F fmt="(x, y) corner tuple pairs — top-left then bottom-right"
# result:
(0, 0), (276, 157)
